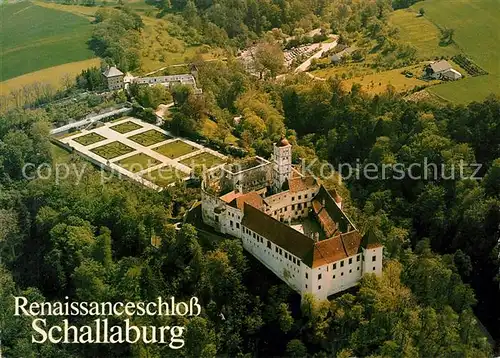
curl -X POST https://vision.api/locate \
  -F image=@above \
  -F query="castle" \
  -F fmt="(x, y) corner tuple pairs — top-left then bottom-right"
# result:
(201, 138), (383, 300)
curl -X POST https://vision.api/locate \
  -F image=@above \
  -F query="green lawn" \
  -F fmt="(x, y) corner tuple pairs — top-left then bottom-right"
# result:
(180, 152), (225, 169)
(90, 141), (135, 160)
(0, 1), (95, 81)
(128, 129), (172, 147)
(389, 10), (460, 60)
(142, 166), (188, 186)
(72, 132), (106, 146)
(153, 140), (199, 159)
(115, 153), (161, 173)
(391, 0), (500, 104)
(110, 121), (143, 134)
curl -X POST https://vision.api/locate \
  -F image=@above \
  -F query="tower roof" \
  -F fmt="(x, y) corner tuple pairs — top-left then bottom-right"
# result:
(277, 136), (290, 147)
(103, 66), (124, 78)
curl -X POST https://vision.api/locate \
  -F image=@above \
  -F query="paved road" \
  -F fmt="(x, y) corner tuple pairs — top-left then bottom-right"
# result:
(294, 38), (339, 73)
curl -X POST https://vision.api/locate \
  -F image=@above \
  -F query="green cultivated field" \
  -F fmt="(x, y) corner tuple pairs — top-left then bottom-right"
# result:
(116, 153), (161, 173)
(153, 140), (198, 159)
(142, 166), (187, 186)
(73, 133), (106, 146)
(180, 152), (224, 169)
(0, 1), (95, 81)
(90, 141), (134, 160)
(128, 129), (172, 147)
(110, 121), (143, 134)
(391, 0), (500, 104)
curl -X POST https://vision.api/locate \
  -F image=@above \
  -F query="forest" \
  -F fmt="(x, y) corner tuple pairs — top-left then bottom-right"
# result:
(1, 47), (499, 356)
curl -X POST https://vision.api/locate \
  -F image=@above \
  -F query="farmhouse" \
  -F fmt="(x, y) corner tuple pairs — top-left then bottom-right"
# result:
(427, 60), (462, 80)
(201, 138), (383, 300)
(103, 66), (124, 90)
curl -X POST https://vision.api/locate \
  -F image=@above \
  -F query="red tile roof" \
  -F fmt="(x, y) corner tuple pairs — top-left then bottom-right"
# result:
(220, 190), (243, 203)
(312, 199), (338, 238)
(229, 192), (264, 211)
(288, 176), (318, 193)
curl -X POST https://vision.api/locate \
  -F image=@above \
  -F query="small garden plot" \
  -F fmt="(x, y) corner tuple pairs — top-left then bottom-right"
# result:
(109, 121), (143, 134)
(142, 166), (187, 187)
(90, 141), (135, 160)
(180, 152), (224, 169)
(153, 140), (199, 159)
(116, 153), (161, 173)
(73, 132), (107, 146)
(128, 129), (172, 147)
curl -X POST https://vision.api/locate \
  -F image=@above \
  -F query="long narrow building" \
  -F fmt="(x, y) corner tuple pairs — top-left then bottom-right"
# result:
(201, 138), (383, 300)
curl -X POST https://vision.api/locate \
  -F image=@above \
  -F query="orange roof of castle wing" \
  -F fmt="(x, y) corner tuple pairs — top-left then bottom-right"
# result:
(311, 231), (363, 268)
(288, 176), (318, 193)
(220, 190), (243, 203)
(229, 192), (264, 211)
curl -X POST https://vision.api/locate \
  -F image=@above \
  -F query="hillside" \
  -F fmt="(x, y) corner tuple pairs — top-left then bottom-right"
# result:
(0, 1), (95, 81)
(391, 0), (500, 103)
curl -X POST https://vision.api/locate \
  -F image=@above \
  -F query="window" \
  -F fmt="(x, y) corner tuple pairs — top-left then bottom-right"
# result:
(230, 220), (233, 227)
(279, 248), (283, 255)
(372, 256), (376, 262)
(333, 275), (336, 279)
(349, 269), (352, 273)
(275, 247), (279, 253)
(292, 197), (295, 201)
(318, 274), (322, 280)
(305, 194), (308, 199)
(292, 204), (295, 210)
(305, 273), (308, 279)
(341, 272), (344, 276)
(298, 195), (302, 200)
(373, 267), (376, 271)
(305, 284), (308, 289)
(267, 241), (271, 249)
(333, 263), (337, 270)
(357, 267), (360, 271)
(236, 223), (240, 229)
(349, 258), (353, 264)
(318, 285), (321, 290)
(285, 253), (288, 259)
(340, 261), (344, 267)
(357, 255), (360, 262)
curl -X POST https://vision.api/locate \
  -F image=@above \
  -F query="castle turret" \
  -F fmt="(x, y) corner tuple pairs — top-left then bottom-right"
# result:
(272, 136), (292, 192)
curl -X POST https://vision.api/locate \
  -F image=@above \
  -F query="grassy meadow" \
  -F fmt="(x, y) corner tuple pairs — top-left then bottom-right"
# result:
(391, 0), (500, 104)
(0, 1), (95, 81)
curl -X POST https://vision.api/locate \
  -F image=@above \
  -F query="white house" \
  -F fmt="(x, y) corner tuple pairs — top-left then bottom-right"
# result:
(441, 68), (462, 80)
(427, 60), (462, 80)
(201, 137), (383, 300)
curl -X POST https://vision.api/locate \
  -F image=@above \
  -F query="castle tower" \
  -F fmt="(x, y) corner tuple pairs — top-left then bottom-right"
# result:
(272, 136), (292, 192)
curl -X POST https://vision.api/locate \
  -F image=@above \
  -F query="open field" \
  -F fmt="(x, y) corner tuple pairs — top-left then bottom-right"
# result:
(391, 0), (500, 103)
(0, 58), (100, 98)
(142, 166), (188, 186)
(389, 10), (460, 60)
(128, 129), (172, 147)
(116, 153), (161, 173)
(153, 140), (199, 159)
(90, 141), (135, 160)
(0, 1), (95, 82)
(73, 132), (106, 146)
(110, 121), (143, 134)
(342, 65), (440, 95)
(180, 152), (225, 169)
